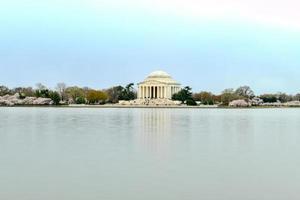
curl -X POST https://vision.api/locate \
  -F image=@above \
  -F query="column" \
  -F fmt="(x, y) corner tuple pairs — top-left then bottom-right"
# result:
(166, 86), (168, 99)
(147, 86), (149, 99)
(146, 86), (148, 99)
(159, 86), (162, 98)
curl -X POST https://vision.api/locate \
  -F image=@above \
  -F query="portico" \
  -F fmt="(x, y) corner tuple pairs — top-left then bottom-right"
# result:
(138, 71), (181, 99)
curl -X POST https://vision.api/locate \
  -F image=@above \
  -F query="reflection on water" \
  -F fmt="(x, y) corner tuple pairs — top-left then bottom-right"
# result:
(1, 108), (300, 200)
(135, 109), (173, 153)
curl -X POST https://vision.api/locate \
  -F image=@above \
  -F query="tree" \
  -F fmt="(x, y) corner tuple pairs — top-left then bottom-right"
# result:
(293, 94), (300, 101)
(65, 87), (85, 103)
(119, 83), (136, 101)
(186, 99), (197, 106)
(259, 94), (277, 103)
(86, 90), (108, 104)
(235, 86), (255, 99)
(13, 87), (35, 99)
(35, 83), (47, 91)
(56, 83), (67, 101)
(76, 96), (86, 104)
(49, 91), (61, 105)
(35, 83), (50, 98)
(0, 85), (11, 96)
(277, 92), (291, 103)
(35, 89), (50, 98)
(106, 86), (124, 103)
(212, 95), (221, 104)
(193, 91), (214, 105)
(220, 88), (241, 106)
(172, 86), (193, 103)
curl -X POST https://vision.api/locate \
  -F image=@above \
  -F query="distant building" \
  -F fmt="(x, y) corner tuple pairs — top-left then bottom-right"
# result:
(137, 71), (181, 99)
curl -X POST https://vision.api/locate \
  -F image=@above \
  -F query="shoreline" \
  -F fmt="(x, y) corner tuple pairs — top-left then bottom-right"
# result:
(1, 104), (300, 109)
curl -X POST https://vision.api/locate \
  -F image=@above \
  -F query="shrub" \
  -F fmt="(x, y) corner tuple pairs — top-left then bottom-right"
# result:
(49, 91), (61, 105)
(76, 96), (86, 104)
(186, 99), (197, 106)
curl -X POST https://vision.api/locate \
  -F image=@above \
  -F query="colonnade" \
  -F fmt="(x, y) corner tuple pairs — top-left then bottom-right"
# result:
(138, 85), (181, 99)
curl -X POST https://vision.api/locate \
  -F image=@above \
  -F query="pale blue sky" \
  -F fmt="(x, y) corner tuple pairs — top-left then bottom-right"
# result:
(1, 0), (300, 94)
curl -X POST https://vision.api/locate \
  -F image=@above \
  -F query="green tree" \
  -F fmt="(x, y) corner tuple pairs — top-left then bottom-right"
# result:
(259, 94), (277, 103)
(186, 99), (197, 106)
(76, 96), (86, 104)
(49, 91), (61, 105)
(106, 86), (124, 103)
(65, 87), (85, 103)
(172, 86), (193, 103)
(86, 90), (108, 104)
(277, 92), (292, 103)
(120, 83), (136, 101)
(35, 89), (50, 98)
(0, 85), (11, 96)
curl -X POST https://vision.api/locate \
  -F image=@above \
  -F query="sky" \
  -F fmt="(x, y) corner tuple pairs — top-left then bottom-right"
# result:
(1, 0), (300, 94)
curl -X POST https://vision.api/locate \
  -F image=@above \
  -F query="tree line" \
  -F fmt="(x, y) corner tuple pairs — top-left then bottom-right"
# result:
(171, 85), (300, 106)
(1, 83), (300, 106)
(0, 83), (137, 105)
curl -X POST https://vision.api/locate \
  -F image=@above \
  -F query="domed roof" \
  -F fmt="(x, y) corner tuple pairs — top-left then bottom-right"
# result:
(148, 70), (171, 78)
(139, 70), (180, 85)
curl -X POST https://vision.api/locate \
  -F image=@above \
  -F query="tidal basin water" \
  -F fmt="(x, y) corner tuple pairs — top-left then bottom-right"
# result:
(1, 107), (300, 200)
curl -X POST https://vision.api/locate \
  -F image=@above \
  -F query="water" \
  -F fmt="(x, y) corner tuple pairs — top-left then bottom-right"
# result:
(1, 107), (300, 200)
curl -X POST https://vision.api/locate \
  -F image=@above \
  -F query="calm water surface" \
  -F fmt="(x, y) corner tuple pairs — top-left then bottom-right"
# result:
(1, 107), (300, 200)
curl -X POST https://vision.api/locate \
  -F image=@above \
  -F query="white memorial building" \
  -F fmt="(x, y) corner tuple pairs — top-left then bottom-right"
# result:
(137, 71), (181, 99)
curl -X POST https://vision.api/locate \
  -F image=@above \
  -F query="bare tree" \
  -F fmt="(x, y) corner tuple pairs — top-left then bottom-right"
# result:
(235, 86), (255, 99)
(35, 83), (47, 91)
(56, 82), (67, 101)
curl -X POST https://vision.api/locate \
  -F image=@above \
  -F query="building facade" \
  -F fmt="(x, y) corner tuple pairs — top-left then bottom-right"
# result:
(137, 71), (181, 99)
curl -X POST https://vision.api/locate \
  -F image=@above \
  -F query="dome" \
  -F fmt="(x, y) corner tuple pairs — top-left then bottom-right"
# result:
(148, 70), (171, 78)
(139, 70), (180, 85)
